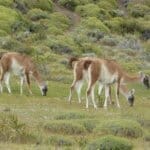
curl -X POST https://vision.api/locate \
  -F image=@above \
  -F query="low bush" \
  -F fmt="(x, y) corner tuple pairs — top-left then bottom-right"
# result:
(86, 135), (133, 150)
(0, 0), (13, 7)
(128, 4), (150, 18)
(0, 113), (37, 143)
(46, 135), (74, 146)
(44, 121), (86, 135)
(101, 35), (118, 46)
(117, 35), (142, 50)
(27, 8), (49, 21)
(94, 119), (143, 138)
(0, 29), (8, 36)
(81, 17), (110, 33)
(98, 0), (117, 10)
(82, 120), (97, 133)
(87, 29), (104, 42)
(104, 17), (123, 33)
(98, 8), (111, 20)
(55, 112), (87, 120)
(0, 5), (21, 33)
(24, 0), (53, 11)
(13, 0), (28, 13)
(143, 132), (150, 142)
(76, 4), (100, 17)
(58, 0), (80, 11)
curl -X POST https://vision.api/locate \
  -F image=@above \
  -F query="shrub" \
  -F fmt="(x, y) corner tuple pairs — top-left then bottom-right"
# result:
(101, 35), (118, 46)
(119, 19), (140, 34)
(0, 113), (37, 143)
(144, 132), (150, 142)
(46, 135), (74, 146)
(117, 35), (142, 50)
(82, 120), (96, 133)
(76, 4), (100, 17)
(44, 121), (86, 135)
(80, 42), (102, 55)
(55, 112), (87, 120)
(98, 0), (117, 10)
(104, 17), (124, 33)
(86, 135), (133, 150)
(13, 0), (28, 13)
(81, 17), (110, 33)
(58, 0), (80, 11)
(95, 119), (143, 138)
(87, 29), (104, 42)
(0, 5), (21, 33)
(98, 8), (111, 20)
(128, 4), (150, 18)
(0, 0), (13, 7)
(0, 30), (8, 36)
(27, 8), (49, 21)
(49, 12), (71, 30)
(24, 0), (53, 11)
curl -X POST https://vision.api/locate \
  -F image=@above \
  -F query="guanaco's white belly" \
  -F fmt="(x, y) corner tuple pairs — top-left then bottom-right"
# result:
(10, 59), (24, 76)
(99, 64), (118, 84)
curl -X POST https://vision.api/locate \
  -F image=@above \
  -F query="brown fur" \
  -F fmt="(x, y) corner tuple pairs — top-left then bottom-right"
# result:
(0, 52), (46, 95)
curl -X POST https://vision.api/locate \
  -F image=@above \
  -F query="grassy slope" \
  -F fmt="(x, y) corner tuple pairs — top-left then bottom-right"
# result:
(0, 0), (149, 149)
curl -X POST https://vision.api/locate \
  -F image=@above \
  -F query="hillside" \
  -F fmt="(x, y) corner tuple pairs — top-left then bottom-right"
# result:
(0, 0), (150, 149)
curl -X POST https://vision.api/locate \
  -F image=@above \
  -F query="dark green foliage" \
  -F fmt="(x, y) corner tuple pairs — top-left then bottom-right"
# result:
(46, 135), (74, 146)
(27, 9), (49, 21)
(86, 135), (133, 150)
(0, 114), (37, 143)
(95, 119), (143, 138)
(44, 121), (86, 135)
(83, 120), (96, 133)
(76, 4), (100, 17)
(128, 4), (150, 18)
(55, 112), (87, 120)
(87, 29), (104, 41)
(58, 0), (79, 11)
(24, 0), (53, 11)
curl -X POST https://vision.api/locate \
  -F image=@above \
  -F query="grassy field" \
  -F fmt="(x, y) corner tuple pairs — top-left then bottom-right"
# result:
(0, 79), (149, 150)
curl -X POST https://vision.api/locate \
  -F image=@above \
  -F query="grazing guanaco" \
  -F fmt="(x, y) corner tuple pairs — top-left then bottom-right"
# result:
(68, 57), (112, 106)
(68, 57), (138, 109)
(84, 58), (149, 109)
(0, 52), (48, 96)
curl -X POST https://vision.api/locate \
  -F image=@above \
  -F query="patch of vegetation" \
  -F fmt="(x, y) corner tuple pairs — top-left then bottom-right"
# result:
(86, 135), (133, 150)
(46, 135), (74, 147)
(81, 17), (110, 33)
(24, 0), (53, 11)
(55, 112), (88, 120)
(0, 0), (13, 7)
(128, 4), (150, 18)
(27, 8), (49, 21)
(95, 119), (143, 138)
(58, 0), (80, 11)
(0, 5), (21, 33)
(0, 113), (37, 143)
(143, 132), (150, 142)
(44, 121), (86, 135)
(76, 4), (100, 17)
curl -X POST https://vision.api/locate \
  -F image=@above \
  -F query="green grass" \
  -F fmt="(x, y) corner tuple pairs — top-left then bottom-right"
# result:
(0, 79), (149, 149)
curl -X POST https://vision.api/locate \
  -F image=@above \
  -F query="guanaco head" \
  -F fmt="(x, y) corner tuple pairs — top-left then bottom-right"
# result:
(67, 56), (79, 69)
(40, 83), (48, 96)
(127, 89), (135, 107)
(139, 72), (149, 89)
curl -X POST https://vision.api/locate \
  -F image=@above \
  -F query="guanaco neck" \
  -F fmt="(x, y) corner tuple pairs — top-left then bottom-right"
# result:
(122, 73), (141, 83)
(32, 69), (44, 86)
(120, 84), (130, 100)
